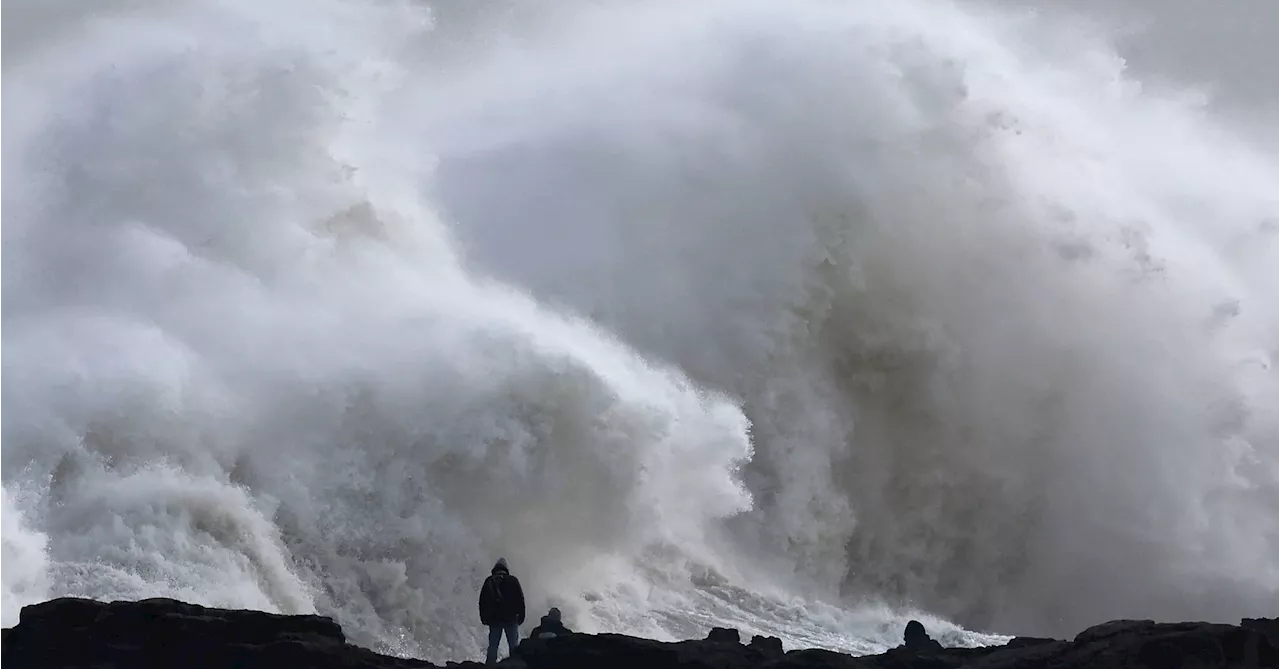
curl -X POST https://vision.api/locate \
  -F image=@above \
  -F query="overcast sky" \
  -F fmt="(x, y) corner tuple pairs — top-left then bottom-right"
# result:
(982, 0), (1276, 143)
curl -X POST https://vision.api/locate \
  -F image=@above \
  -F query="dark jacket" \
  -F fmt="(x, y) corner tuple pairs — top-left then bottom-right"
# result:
(528, 615), (573, 639)
(478, 563), (526, 626)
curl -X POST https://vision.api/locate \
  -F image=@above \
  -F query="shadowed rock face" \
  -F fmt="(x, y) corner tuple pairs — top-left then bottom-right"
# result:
(2, 598), (1276, 669)
(1, 598), (433, 669)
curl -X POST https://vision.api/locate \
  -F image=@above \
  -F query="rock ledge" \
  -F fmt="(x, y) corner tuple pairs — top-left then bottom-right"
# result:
(2, 597), (1275, 669)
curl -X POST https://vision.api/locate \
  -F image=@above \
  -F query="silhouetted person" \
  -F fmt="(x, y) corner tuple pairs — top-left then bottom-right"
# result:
(478, 557), (526, 664)
(528, 607), (574, 639)
(903, 620), (944, 652)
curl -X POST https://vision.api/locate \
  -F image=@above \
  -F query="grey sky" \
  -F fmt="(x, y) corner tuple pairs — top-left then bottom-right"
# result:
(982, 0), (1277, 141)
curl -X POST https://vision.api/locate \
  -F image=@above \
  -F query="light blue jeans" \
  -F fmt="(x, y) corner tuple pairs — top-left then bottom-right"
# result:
(486, 623), (520, 664)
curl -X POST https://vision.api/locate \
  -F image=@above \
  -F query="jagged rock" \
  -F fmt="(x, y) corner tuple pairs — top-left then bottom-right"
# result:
(1, 597), (1275, 669)
(1002, 636), (1056, 649)
(1074, 618), (1160, 644)
(706, 627), (741, 644)
(902, 620), (944, 652)
(961, 618), (1278, 669)
(2, 597), (436, 669)
(749, 634), (785, 659)
(516, 632), (764, 669)
(1245, 618), (1280, 648)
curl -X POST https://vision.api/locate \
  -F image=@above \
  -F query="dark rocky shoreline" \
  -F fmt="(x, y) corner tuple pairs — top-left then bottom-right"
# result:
(2, 597), (1275, 668)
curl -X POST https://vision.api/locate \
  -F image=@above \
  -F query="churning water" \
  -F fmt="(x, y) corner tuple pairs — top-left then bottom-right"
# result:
(3, 0), (1276, 662)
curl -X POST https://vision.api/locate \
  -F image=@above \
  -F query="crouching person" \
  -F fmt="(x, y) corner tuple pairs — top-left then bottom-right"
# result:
(528, 607), (573, 639)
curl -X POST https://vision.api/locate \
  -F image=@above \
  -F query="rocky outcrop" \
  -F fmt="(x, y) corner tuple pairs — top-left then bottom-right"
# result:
(2, 597), (1275, 669)
(1, 598), (432, 669)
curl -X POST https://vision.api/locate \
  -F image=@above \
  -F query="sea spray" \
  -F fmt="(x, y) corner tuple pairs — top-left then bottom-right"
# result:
(3, 0), (1275, 660)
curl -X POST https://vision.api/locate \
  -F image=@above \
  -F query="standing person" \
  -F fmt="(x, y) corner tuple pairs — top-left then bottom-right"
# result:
(478, 557), (526, 665)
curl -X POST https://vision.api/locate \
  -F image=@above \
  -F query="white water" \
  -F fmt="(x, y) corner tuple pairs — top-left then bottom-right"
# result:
(2, 0), (1276, 662)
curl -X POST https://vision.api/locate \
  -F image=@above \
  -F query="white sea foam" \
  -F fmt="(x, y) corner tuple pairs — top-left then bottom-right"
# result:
(3, 0), (1275, 661)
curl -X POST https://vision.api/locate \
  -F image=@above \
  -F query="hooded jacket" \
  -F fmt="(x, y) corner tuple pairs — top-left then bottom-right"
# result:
(478, 559), (526, 626)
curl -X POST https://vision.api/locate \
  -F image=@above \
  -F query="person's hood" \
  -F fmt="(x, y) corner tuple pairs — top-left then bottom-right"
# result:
(492, 557), (510, 574)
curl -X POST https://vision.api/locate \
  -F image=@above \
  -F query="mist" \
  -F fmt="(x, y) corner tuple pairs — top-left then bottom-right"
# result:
(3, 0), (1276, 660)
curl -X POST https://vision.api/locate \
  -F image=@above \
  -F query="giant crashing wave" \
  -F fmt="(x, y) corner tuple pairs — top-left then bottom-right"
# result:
(3, 0), (1276, 663)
